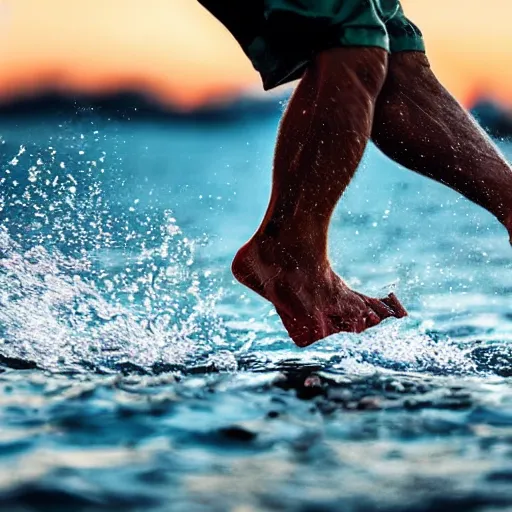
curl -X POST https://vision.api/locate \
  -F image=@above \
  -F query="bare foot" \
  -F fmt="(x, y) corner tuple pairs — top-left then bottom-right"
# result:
(232, 236), (407, 347)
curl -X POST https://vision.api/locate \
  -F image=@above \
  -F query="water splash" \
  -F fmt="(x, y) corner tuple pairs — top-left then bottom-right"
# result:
(0, 121), (510, 377)
(0, 220), (226, 373)
(233, 317), (476, 377)
(0, 132), (226, 373)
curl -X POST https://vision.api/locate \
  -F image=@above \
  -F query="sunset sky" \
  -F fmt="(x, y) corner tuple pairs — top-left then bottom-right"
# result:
(1, 0), (511, 108)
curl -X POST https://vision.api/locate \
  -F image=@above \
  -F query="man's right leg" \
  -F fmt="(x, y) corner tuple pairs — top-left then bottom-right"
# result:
(372, 51), (512, 239)
(232, 47), (407, 347)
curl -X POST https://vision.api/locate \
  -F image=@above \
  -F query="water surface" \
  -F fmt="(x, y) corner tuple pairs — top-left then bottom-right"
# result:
(0, 112), (511, 511)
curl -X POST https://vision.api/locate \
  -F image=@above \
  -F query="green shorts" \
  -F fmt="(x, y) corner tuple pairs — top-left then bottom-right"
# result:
(199, 0), (424, 90)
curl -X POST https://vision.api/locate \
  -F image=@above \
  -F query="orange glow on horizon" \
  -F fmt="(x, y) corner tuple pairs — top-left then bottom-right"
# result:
(1, 0), (511, 108)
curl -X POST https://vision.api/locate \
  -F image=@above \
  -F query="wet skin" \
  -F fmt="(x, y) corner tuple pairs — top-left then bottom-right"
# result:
(232, 48), (512, 347)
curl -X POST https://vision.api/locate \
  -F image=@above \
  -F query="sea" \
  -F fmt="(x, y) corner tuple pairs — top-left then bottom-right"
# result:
(0, 107), (511, 511)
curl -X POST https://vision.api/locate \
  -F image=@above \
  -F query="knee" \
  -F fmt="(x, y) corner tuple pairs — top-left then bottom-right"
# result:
(311, 47), (388, 99)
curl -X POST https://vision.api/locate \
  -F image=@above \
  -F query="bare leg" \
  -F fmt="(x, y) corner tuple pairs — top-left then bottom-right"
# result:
(372, 51), (512, 239)
(232, 47), (406, 347)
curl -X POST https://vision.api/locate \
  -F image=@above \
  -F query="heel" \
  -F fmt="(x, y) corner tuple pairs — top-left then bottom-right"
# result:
(231, 242), (268, 298)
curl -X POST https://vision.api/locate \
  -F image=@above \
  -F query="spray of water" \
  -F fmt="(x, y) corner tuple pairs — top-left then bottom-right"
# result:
(0, 122), (501, 377)
(0, 131), (226, 373)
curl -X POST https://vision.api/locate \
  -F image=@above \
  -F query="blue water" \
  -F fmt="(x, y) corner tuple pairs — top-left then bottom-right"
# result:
(0, 111), (512, 511)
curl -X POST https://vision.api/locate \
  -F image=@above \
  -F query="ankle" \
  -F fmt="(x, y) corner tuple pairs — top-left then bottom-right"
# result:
(250, 229), (329, 272)
(259, 213), (329, 242)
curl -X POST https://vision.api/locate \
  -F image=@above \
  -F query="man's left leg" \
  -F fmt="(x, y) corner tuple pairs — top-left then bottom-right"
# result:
(372, 51), (512, 239)
(371, 3), (512, 239)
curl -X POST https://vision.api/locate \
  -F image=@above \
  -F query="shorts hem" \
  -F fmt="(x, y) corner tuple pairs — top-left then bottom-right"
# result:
(389, 36), (425, 53)
(258, 28), (390, 90)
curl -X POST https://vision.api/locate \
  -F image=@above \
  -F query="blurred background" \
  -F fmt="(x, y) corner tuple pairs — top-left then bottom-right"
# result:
(1, 4), (512, 509)
(0, 0), (511, 367)
(1, 0), (511, 115)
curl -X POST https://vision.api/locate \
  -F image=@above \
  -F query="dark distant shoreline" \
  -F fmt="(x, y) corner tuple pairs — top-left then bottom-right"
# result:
(471, 99), (512, 139)
(0, 91), (286, 124)
(0, 91), (510, 137)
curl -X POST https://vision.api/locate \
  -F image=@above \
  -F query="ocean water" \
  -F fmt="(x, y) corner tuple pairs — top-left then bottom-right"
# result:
(0, 110), (511, 511)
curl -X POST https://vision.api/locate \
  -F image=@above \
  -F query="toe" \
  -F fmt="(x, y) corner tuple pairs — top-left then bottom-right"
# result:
(358, 294), (395, 320)
(328, 304), (379, 333)
(380, 293), (408, 318)
(357, 291), (407, 320)
(364, 308), (382, 329)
